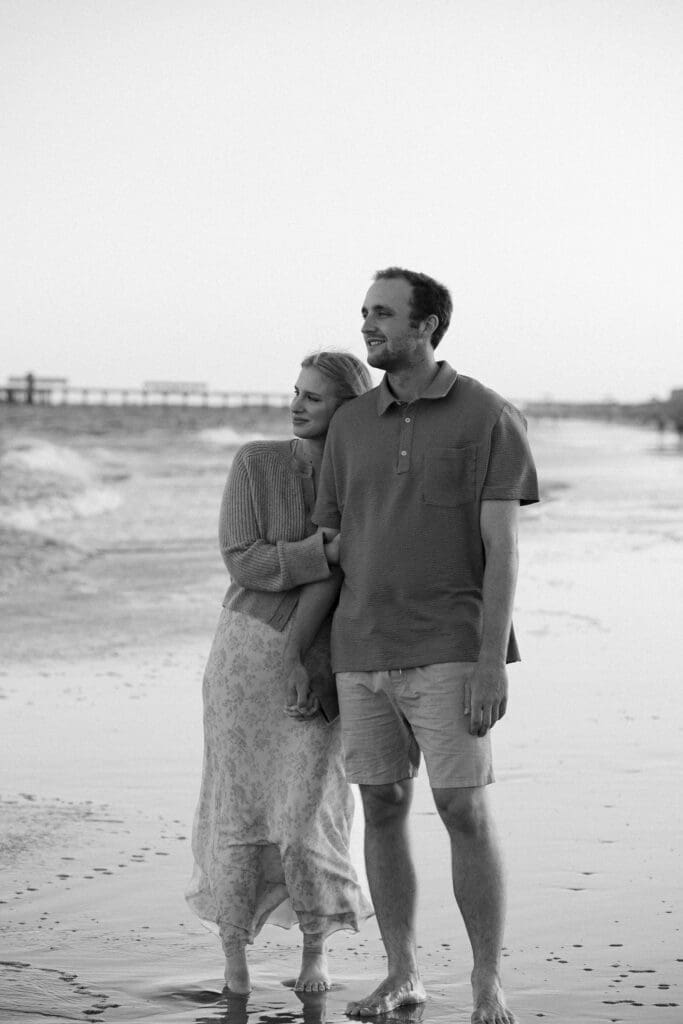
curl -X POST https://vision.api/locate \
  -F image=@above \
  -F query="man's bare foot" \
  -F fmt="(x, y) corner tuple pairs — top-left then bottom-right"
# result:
(295, 942), (330, 993)
(224, 947), (251, 995)
(471, 970), (516, 1024)
(346, 976), (427, 1017)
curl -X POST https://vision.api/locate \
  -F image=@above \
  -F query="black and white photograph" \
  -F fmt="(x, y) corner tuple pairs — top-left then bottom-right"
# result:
(1, 3), (681, 1023)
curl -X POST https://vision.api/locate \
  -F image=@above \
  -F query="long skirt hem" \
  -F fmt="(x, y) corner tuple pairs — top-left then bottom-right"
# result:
(186, 610), (373, 950)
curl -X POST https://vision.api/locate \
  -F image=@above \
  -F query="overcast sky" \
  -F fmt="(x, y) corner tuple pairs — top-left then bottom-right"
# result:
(2, 0), (682, 403)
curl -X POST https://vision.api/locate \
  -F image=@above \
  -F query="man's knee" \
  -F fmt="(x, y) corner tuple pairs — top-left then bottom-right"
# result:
(360, 780), (413, 827)
(432, 785), (491, 836)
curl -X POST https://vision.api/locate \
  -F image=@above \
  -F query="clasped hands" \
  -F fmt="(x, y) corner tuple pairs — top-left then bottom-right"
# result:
(283, 657), (319, 721)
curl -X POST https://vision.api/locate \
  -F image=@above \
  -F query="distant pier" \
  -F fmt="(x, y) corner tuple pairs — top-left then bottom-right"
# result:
(2, 373), (291, 408)
(522, 388), (683, 436)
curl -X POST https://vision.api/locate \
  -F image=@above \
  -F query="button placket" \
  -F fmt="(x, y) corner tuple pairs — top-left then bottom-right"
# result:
(396, 405), (415, 474)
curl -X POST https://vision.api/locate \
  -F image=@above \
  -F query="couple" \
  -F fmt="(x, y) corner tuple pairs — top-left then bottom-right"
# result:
(186, 266), (539, 1024)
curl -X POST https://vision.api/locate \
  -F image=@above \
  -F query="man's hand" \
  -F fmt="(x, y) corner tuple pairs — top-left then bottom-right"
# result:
(283, 658), (319, 720)
(463, 660), (509, 737)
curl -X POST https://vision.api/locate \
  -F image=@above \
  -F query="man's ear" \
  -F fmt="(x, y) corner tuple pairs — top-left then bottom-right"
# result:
(421, 314), (439, 339)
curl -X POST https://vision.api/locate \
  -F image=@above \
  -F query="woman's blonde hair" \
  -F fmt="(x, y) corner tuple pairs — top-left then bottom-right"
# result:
(301, 351), (373, 403)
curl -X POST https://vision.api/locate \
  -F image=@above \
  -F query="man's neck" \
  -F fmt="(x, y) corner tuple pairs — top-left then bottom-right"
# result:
(387, 359), (440, 404)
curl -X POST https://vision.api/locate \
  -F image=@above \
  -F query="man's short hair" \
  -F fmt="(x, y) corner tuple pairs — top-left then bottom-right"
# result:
(374, 267), (452, 348)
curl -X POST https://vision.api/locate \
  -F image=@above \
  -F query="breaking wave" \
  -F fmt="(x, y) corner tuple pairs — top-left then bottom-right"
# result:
(198, 425), (289, 447)
(0, 438), (122, 531)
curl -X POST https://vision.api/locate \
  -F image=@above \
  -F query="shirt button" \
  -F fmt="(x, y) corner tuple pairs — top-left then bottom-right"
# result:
(400, 450), (407, 456)
(405, 417), (411, 423)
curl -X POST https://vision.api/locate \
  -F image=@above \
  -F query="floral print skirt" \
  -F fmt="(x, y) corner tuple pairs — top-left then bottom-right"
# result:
(186, 609), (372, 950)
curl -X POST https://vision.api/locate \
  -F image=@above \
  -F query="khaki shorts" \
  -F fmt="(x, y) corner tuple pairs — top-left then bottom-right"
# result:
(336, 662), (494, 789)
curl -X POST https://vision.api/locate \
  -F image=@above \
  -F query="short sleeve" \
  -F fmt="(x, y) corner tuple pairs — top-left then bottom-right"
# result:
(481, 404), (539, 505)
(313, 426), (342, 530)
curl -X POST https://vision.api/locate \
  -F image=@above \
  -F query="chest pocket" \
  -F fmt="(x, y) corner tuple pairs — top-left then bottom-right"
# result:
(423, 445), (476, 507)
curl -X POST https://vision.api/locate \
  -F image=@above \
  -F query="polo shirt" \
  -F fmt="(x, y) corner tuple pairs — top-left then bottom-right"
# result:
(313, 361), (539, 672)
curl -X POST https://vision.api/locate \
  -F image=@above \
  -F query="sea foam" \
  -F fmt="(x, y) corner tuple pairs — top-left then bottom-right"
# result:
(198, 425), (289, 447)
(0, 439), (122, 531)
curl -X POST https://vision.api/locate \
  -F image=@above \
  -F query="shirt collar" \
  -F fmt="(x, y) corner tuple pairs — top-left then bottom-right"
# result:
(376, 360), (458, 415)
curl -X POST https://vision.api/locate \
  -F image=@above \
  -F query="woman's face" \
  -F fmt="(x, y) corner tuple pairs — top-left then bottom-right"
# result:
(290, 366), (341, 441)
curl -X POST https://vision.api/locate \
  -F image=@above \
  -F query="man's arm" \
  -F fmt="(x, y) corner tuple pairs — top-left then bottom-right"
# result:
(465, 499), (519, 737)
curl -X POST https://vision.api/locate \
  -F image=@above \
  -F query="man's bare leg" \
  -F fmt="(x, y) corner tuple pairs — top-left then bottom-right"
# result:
(433, 785), (516, 1024)
(346, 780), (427, 1017)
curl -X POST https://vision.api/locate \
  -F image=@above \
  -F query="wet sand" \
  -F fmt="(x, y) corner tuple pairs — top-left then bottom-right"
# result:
(1, 410), (681, 1023)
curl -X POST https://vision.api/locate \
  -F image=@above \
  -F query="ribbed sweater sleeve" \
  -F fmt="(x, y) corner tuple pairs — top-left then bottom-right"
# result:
(218, 444), (331, 593)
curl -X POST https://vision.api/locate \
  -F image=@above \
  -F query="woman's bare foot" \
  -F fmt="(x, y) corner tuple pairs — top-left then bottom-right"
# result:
(346, 976), (427, 1017)
(224, 946), (251, 995)
(295, 934), (330, 993)
(471, 969), (516, 1024)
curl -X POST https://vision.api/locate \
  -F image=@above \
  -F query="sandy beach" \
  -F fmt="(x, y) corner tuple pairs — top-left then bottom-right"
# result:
(1, 404), (681, 1024)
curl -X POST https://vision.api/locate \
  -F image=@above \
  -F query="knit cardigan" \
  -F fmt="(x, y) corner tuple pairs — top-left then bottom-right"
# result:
(219, 439), (332, 631)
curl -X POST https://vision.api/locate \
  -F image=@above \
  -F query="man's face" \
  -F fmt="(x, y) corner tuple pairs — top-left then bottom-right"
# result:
(361, 276), (430, 372)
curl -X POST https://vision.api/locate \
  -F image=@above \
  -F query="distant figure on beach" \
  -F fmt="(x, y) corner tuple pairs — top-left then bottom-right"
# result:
(287, 268), (538, 1024)
(186, 351), (373, 994)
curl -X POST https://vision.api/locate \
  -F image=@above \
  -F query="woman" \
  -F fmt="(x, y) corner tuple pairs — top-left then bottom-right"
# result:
(186, 351), (373, 995)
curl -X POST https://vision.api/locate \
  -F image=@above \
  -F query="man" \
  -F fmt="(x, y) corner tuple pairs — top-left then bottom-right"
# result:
(312, 268), (538, 1024)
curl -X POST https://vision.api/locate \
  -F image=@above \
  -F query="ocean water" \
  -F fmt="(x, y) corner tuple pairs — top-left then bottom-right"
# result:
(522, 416), (683, 541)
(0, 406), (291, 599)
(2, 407), (680, 577)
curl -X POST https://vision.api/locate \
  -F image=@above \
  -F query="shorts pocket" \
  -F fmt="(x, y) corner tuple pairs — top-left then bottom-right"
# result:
(423, 446), (476, 507)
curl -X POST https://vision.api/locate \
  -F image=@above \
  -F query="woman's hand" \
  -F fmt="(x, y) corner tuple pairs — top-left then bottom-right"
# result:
(284, 658), (319, 720)
(318, 527), (341, 566)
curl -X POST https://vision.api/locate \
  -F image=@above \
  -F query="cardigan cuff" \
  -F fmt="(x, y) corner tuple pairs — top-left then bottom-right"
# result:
(278, 531), (331, 588)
